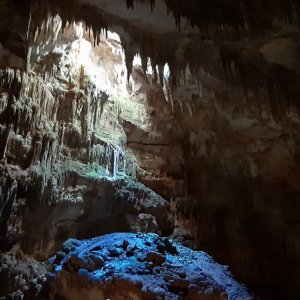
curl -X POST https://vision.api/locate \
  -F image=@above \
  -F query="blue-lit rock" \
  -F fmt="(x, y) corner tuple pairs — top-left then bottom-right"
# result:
(45, 233), (253, 300)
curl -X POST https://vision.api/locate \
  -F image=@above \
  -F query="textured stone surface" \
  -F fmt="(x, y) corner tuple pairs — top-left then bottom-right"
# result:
(0, 245), (47, 299)
(0, 1), (300, 299)
(43, 233), (252, 300)
(169, 66), (300, 299)
(0, 21), (178, 254)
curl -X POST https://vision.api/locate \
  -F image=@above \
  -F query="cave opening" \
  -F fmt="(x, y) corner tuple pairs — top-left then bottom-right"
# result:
(1, 0), (300, 299)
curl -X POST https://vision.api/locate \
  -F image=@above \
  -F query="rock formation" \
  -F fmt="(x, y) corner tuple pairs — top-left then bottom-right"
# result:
(25, 233), (252, 300)
(0, 0), (300, 299)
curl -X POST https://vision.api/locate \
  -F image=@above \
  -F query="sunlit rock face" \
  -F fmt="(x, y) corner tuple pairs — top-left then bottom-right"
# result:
(0, 19), (182, 258)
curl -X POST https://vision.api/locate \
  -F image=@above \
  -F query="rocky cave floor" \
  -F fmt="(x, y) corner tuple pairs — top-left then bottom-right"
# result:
(1, 232), (253, 300)
(0, 169), (253, 300)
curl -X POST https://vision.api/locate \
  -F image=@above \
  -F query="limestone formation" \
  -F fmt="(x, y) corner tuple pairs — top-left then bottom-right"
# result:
(31, 233), (252, 300)
(0, 0), (300, 299)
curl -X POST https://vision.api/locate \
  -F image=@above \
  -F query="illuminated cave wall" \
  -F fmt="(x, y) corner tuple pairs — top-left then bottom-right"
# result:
(0, 19), (182, 258)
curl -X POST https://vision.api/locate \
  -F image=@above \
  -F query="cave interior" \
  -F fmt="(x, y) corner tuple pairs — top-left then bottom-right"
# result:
(0, 0), (300, 299)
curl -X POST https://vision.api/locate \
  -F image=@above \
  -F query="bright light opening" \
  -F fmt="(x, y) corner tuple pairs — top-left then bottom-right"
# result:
(69, 24), (128, 98)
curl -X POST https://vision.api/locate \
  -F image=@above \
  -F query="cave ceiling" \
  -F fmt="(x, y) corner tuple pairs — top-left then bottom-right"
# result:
(1, 2), (300, 298)
(0, 0), (300, 114)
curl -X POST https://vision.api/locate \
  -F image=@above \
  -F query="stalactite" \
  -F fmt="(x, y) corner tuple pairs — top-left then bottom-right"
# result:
(0, 124), (11, 160)
(0, 169), (17, 239)
(158, 64), (164, 86)
(113, 147), (120, 178)
(141, 53), (148, 75)
(151, 60), (158, 82)
(127, 0), (300, 33)
(123, 46), (134, 82)
(3, 0), (297, 95)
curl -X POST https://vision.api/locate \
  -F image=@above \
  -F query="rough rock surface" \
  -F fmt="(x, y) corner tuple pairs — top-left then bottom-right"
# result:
(0, 0), (300, 299)
(0, 162), (172, 260)
(0, 21), (177, 256)
(0, 245), (47, 299)
(170, 64), (300, 299)
(43, 233), (252, 300)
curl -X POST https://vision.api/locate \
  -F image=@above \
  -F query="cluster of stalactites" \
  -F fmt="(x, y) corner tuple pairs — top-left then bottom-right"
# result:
(21, 0), (300, 117)
(23, 0), (183, 97)
(25, 0), (175, 88)
(126, 0), (300, 32)
(90, 142), (130, 178)
(27, 0), (108, 48)
(0, 167), (18, 239)
(0, 68), (135, 206)
(126, 0), (155, 11)
(26, 0), (300, 37)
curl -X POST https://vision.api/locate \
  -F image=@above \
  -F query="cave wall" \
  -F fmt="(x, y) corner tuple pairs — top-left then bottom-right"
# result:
(170, 51), (300, 298)
(0, 20), (181, 261)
